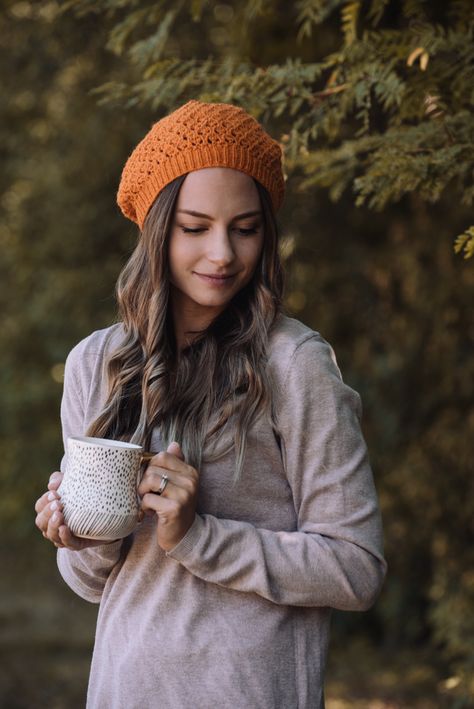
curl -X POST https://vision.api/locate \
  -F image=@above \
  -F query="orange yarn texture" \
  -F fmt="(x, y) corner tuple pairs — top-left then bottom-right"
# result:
(117, 100), (285, 229)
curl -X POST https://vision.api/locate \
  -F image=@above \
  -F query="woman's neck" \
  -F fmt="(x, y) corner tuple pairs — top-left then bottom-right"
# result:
(170, 290), (223, 352)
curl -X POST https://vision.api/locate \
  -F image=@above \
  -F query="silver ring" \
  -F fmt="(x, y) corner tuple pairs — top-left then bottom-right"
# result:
(157, 474), (169, 496)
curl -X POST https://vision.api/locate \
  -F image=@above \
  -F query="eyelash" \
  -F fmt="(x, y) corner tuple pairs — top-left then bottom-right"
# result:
(180, 227), (259, 236)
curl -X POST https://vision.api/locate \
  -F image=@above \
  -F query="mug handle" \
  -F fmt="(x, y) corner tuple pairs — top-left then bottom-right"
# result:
(140, 451), (157, 463)
(136, 451), (157, 514)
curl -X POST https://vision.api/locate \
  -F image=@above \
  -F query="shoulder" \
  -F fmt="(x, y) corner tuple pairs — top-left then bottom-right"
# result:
(268, 314), (362, 421)
(64, 322), (126, 388)
(66, 322), (126, 362)
(268, 313), (343, 382)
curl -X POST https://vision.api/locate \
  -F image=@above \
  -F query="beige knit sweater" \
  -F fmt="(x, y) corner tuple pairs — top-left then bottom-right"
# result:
(56, 314), (387, 709)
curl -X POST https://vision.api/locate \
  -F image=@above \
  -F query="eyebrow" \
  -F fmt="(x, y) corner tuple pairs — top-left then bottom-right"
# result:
(176, 209), (262, 220)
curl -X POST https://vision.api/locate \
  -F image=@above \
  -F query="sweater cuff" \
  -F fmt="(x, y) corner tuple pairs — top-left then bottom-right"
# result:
(165, 514), (205, 561)
(56, 539), (123, 603)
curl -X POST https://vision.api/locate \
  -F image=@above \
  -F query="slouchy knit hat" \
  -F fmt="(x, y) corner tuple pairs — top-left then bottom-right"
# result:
(117, 100), (285, 229)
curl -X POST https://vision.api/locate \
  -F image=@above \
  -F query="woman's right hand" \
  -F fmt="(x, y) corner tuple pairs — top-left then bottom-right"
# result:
(35, 472), (106, 550)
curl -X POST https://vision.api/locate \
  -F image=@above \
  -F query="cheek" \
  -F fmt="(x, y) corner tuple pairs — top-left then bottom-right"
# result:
(243, 235), (264, 270)
(168, 235), (192, 278)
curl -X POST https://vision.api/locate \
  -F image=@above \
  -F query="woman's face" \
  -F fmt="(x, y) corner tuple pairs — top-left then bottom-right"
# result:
(168, 167), (264, 326)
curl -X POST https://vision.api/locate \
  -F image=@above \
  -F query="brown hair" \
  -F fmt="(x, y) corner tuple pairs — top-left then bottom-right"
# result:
(87, 174), (284, 480)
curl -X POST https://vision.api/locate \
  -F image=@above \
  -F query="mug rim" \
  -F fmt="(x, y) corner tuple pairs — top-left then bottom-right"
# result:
(68, 436), (143, 451)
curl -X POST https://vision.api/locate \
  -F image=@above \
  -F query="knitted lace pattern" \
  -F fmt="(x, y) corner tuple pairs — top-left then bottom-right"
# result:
(117, 100), (285, 228)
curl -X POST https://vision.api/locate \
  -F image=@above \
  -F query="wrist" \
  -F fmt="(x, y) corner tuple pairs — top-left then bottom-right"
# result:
(159, 514), (198, 553)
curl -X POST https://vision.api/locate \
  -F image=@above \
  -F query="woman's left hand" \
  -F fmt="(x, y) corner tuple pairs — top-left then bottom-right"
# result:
(138, 441), (199, 552)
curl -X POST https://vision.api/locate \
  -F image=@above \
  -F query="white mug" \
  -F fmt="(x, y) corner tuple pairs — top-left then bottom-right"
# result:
(59, 436), (153, 541)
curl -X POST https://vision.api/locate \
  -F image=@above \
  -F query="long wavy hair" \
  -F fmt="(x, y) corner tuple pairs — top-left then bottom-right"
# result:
(86, 174), (285, 480)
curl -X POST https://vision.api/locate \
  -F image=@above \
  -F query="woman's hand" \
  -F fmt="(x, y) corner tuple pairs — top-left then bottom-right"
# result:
(34, 472), (107, 551)
(138, 441), (199, 552)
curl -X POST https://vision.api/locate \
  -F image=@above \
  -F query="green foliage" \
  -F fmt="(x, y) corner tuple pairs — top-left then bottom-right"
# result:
(62, 0), (474, 258)
(455, 226), (474, 259)
(0, 0), (143, 534)
(296, 0), (346, 39)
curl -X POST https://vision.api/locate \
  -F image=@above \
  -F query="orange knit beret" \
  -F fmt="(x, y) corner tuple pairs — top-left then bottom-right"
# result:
(117, 100), (285, 229)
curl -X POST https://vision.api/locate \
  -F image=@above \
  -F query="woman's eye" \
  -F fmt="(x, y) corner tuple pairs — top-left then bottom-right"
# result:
(236, 227), (258, 236)
(179, 225), (259, 235)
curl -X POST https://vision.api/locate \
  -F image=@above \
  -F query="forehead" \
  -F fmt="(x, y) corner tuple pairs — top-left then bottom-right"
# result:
(176, 168), (260, 213)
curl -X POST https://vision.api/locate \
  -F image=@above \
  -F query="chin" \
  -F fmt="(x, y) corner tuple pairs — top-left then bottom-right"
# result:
(197, 296), (233, 308)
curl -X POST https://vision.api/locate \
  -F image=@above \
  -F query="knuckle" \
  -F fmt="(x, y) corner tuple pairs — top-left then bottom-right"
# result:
(143, 492), (158, 507)
(175, 489), (187, 505)
(188, 466), (198, 482)
(49, 510), (61, 527)
(139, 470), (153, 489)
(182, 478), (195, 494)
(168, 499), (181, 515)
(59, 529), (72, 547)
(148, 466), (163, 481)
(147, 456), (160, 470)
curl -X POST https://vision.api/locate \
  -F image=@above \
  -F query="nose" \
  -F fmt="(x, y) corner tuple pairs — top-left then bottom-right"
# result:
(206, 226), (235, 266)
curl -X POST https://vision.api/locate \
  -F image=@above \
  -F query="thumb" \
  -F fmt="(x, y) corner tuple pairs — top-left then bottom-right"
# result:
(167, 441), (184, 461)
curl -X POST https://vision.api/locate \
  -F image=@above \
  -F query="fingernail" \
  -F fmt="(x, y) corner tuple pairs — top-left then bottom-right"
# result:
(50, 501), (58, 511)
(47, 492), (56, 501)
(52, 512), (59, 522)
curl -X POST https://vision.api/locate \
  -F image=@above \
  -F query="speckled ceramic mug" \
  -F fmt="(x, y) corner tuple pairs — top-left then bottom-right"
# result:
(59, 436), (153, 541)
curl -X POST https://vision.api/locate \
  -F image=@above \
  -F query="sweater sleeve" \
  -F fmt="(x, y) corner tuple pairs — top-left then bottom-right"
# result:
(56, 341), (123, 604)
(166, 335), (387, 611)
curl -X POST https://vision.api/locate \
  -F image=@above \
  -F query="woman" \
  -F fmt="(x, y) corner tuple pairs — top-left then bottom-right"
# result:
(35, 100), (387, 708)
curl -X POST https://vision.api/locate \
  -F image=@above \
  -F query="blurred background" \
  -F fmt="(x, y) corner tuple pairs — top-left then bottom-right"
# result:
(1, 1), (473, 707)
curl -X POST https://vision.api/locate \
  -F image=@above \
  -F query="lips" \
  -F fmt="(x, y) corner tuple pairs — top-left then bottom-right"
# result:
(194, 272), (236, 286)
